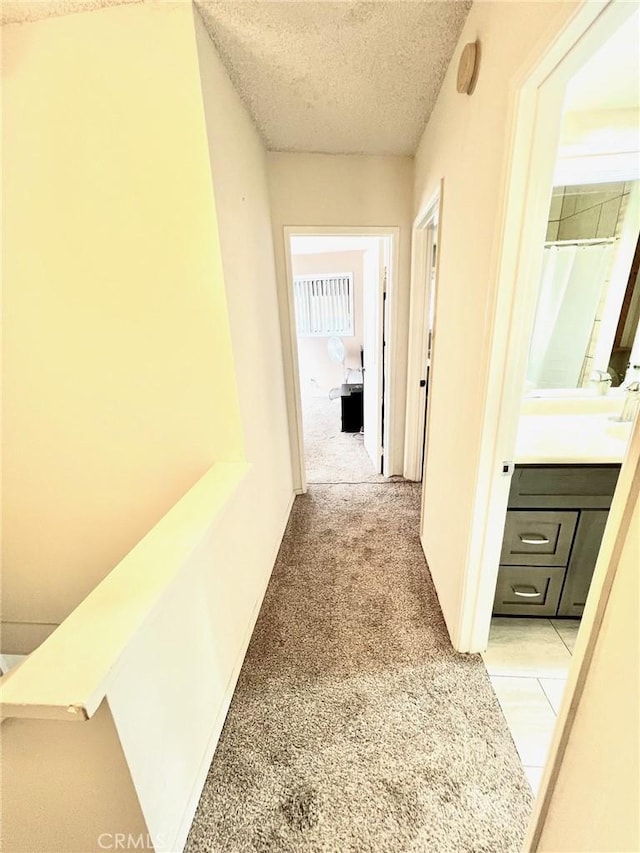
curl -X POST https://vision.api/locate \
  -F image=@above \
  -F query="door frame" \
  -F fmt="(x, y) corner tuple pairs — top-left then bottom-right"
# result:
(450, 0), (640, 841)
(456, 0), (639, 654)
(282, 226), (400, 492)
(404, 185), (443, 482)
(525, 411), (640, 847)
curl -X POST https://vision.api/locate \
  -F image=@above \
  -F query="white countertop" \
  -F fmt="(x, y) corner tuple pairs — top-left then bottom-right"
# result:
(515, 411), (632, 464)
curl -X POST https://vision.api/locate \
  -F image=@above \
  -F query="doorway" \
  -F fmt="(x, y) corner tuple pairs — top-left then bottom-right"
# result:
(454, 0), (639, 809)
(405, 188), (442, 487)
(284, 228), (398, 490)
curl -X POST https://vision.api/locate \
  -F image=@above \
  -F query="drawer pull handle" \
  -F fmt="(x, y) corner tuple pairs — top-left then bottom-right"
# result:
(519, 534), (550, 545)
(511, 585), (542, 598)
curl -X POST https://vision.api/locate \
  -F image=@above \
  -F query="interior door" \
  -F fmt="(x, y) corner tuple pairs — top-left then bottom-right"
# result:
(419, 223), (438, 480)
(363, 242), (384, 471)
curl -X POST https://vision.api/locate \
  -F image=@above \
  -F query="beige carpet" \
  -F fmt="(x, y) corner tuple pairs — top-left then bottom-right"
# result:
(301, 394), (389, 484)
(185, 482), (533, 852)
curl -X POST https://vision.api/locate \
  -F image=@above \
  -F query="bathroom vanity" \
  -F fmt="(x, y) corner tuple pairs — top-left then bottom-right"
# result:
(493, 464), (620, 616)
(492, 399), (631, 617)
(492, 174), (639, 618)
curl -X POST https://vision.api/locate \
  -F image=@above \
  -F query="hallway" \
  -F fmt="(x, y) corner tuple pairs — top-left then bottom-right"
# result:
(186, 479), (533, 852)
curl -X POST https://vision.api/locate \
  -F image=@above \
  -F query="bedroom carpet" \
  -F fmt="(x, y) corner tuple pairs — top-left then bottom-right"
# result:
(301, 394), (388, 484)
(185, 482), (533, 853)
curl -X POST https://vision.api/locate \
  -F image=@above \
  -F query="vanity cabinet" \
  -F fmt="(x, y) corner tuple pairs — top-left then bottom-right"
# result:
(493, 464), (620, 617)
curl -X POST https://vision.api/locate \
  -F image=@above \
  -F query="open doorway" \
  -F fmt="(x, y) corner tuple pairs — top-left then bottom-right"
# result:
(284, 228), (397, 488)
(405, 188), (442, 492)
(464, 4), (640, 797)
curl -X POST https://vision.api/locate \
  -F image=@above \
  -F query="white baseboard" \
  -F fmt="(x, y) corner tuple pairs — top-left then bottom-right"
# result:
(170, 489), (296, 853)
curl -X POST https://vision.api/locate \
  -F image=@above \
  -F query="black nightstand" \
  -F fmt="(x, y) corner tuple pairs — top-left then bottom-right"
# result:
(340, 383), (363, 432)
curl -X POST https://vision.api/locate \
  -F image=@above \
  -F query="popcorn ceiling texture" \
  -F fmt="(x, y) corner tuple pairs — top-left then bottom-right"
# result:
(196, 0), (472, 155)
(1, 0), (141, 25)
(2, 0), (471, 156)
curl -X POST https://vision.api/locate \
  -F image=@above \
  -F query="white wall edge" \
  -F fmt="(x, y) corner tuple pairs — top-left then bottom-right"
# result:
(0, 463), (250, 722)
(382, 226), (403, 477)
(404, 185), (442, 481)
(170, 488), (295, 853)
(525, 409), (640, 850)
(454, 0), (638, 654)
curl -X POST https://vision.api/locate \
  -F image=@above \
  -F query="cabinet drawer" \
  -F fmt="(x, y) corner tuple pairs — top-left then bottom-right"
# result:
(500, 510), (578, 566)
(509, 465), (620, 509)
(493, 566), (565, 616)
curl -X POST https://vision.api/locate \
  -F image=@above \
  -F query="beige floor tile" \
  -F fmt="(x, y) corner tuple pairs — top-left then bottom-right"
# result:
(523, 765), (545, 795)
(539, 678), (566, 715)
(551, 618), (581, 654)
(490, 675), (558, 767)
(482, 617), (572, 678)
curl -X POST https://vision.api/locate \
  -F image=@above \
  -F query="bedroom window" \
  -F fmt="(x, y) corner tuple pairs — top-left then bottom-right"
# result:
(293, 273), (354, 337)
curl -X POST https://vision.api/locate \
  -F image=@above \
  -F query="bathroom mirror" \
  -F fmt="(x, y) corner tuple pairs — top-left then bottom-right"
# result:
(525, 179), (640, 394)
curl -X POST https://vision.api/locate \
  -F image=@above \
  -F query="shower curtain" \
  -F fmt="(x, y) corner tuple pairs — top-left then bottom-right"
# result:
(527, 242), (614, 389)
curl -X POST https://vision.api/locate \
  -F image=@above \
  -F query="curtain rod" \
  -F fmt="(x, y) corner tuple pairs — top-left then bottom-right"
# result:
(544, 237), (616, 247)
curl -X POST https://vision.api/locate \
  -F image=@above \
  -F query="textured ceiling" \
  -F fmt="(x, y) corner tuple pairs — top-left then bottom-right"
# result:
(1, 0), (141, 25)
(196, 0), (472, 155)
(2, 0), (471, 156)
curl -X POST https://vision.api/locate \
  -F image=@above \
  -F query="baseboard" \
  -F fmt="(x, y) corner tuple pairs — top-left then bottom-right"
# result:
(170, 489), (296, 853)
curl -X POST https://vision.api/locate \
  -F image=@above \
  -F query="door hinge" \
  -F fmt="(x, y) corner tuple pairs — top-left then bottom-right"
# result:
(419, 379), (426, 387)
(502, 461), (515, 476)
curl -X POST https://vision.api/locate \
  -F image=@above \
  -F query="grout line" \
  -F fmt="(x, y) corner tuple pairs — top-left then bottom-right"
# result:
(559, 191), (623, 223)
(488, 671), (569, 680)
(549, 619), (575, 656)
(537, 677), (560, 718)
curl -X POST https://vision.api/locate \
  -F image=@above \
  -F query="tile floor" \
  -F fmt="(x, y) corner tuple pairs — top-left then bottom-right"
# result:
(482, 616), (581, 795)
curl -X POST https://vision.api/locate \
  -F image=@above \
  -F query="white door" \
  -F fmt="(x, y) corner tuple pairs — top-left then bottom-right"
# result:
(420, 223), (438, 477)
(363, 242), (385, 471)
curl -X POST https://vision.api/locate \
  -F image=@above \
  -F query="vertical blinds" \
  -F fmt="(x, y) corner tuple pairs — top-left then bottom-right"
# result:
(293, 274), (353, 336)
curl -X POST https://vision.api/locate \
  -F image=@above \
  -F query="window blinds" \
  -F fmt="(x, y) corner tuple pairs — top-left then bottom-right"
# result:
(293, 274), (353, 337)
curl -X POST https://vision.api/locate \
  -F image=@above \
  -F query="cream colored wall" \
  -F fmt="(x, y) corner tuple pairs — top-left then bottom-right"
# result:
(2, 5), (295, 852)
(0, 463), (292, 853)
(193, 7), (293, 593)
(1, 701), (150, 852)
(412, 0), (578, 641)
(104, 465), (289, 853)
(536, 486), (639, 852)
(292, 250), (365, 394)
(1, 2), (243, 652)
(268, 153), (413, 475)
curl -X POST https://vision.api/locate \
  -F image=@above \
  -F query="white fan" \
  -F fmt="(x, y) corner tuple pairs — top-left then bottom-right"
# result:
(327, 336), (346, 372)
(327, 337), (346, 400)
